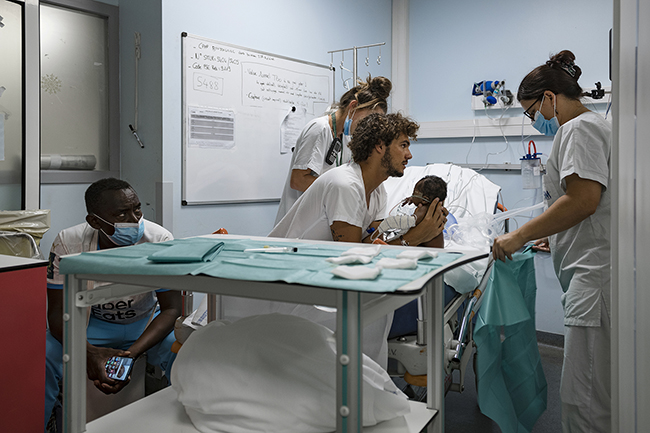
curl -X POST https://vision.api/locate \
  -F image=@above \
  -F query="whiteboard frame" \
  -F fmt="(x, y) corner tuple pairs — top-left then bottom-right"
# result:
(181, 32), (335, 206)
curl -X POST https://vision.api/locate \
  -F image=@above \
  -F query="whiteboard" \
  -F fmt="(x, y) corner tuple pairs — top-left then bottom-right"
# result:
(181, 33), (334, 205)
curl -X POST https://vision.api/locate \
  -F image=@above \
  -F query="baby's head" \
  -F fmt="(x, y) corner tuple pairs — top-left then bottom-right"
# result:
(411, 175), (447, 208)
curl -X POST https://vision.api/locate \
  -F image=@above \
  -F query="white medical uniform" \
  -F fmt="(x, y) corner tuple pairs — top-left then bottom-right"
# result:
(229, 162), (391, 368)
(543, 111), (611, 432)
(275, 115), (353, 225)
(271, 161), (386, 240)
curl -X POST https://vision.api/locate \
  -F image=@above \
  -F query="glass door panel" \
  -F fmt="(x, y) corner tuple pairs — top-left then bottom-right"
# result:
(0, 0), (23, 210)
(40, 3), (109, 172)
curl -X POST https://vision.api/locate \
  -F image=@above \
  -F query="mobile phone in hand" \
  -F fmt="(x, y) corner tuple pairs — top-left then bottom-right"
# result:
(105, 356), (135, 381)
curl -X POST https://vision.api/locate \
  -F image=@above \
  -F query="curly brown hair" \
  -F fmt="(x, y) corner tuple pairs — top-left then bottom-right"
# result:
(348, 113), (419, 163)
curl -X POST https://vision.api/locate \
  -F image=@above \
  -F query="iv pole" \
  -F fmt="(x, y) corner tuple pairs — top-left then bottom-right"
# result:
(328, 42), (385, 85)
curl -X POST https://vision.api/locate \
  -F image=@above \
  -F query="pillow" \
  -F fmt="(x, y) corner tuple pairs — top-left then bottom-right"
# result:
(171, 313), (410, 433)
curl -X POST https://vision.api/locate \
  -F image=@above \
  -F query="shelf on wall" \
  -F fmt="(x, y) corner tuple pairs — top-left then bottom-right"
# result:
(418, 118), (539, 139)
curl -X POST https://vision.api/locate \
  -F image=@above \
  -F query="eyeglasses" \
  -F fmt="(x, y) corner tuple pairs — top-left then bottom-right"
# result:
(523, 97), (542, 121)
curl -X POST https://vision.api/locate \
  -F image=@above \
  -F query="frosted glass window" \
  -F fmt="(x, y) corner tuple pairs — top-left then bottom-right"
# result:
(0, 0), (24, 210)
(40, 3), (109, 171)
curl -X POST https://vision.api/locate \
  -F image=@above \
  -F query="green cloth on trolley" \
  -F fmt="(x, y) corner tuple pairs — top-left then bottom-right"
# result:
(474, 249), (547, 433)
(148, 240), (224, 263)
(59, 237), (465, 294)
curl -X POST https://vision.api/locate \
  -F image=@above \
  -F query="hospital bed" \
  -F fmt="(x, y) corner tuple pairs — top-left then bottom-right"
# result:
(59, 234), (487, 433)
(381, 164), (501, 397)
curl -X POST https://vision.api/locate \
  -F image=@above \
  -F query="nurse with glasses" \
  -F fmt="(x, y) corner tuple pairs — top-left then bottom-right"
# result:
(492, 50), (612, 433)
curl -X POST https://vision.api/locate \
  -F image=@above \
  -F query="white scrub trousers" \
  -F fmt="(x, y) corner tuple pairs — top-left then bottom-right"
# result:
(560, 294), (611, 433)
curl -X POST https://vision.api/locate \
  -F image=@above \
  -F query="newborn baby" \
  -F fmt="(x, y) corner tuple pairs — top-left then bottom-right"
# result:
(404, 175), (448, 248)
(371, 175), (449, 246)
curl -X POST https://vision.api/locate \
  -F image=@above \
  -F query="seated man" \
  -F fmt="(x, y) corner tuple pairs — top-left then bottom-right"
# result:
(270, 113), (446, 245)
(44, 178), (182, 429)
(265, 113), (446, 367)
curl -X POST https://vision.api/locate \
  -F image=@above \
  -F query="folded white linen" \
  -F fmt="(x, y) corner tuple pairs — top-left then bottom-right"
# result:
(340, 244), (382, 257)
(325, 255), (374, 265)
(396, 249), (439, 260)
(376, 257), (418, 269)
(331, 265), (382, 280)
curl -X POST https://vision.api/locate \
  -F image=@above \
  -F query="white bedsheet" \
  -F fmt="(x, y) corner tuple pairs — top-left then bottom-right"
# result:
(219, 297), (393, 368)
(172, 315), (410, 432)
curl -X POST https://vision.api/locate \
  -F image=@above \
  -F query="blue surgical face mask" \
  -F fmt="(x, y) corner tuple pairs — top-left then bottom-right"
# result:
(94, 214), (144, 246)
(343, 107), (356, 136)
(532, 94), (560, 136)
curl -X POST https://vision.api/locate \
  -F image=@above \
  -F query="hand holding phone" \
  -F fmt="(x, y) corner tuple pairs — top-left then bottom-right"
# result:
(105, 356), (135, 381)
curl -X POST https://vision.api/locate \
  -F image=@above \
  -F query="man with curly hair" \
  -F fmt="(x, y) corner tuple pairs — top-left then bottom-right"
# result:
(265, 113), (446, 368)
(270, 113), (446, 245)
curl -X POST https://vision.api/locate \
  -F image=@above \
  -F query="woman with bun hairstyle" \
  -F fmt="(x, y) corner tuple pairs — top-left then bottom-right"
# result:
(275, 75), (392, 224)
(493, 50), (611, 432)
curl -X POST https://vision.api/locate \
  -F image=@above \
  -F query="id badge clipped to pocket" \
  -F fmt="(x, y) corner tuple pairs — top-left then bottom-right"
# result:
(325, 137), (342, 166)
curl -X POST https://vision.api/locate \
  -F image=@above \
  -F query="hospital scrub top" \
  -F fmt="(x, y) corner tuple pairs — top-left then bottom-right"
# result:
(543, 111), (611, 327)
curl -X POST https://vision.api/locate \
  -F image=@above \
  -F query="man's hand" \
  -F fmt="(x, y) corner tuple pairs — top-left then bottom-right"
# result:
(87, 345), (132, 394)
(413, 203), (428, 225)
(404, 199), (447, 245)
(532, 237), (550, 253)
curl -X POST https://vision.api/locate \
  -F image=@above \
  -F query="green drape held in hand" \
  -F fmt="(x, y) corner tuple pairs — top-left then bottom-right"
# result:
(474, 249), (547, 433)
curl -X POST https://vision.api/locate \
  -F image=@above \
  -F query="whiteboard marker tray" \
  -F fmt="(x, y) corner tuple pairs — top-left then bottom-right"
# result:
(86, 387), (436, 433)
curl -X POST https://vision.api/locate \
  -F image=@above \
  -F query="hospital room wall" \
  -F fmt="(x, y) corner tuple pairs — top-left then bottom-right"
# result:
(40, 0), (393, 270)
(118, 0), (163, 224)
(156, 0), (393, 237)
(406, 0), (612, 204)
(405, 0), (613, 336)
(152, 0), (613, 238)
(39, 0), (121, 259)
